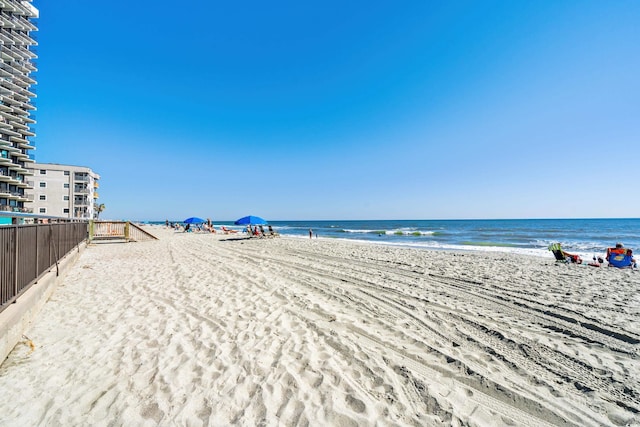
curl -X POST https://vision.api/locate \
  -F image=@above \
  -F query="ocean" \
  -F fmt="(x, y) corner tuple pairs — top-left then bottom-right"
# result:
(154, 218), (640, 260)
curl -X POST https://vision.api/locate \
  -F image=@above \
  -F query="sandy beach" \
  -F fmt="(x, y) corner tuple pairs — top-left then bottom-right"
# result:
(0, 226), (638, 426)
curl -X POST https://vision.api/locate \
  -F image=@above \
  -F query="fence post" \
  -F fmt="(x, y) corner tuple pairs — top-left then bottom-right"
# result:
(35, 225), (39, 281)
(89, 220), (94, 242)
(125, 222), (130, 241)
(50, 226), (59, 277)
(13, 226), (18, 301)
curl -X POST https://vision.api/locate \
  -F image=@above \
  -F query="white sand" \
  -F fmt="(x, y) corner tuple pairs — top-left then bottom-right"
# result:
(0, 227), (638, 426)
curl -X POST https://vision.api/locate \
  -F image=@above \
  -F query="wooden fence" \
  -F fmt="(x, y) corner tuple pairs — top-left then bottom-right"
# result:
(89, 221), (158, 242)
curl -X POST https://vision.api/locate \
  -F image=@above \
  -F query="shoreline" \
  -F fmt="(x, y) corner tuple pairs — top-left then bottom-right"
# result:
(154, 218), (640, 262)
(284, 233), (555, 258)
(0, 227), (638, 426)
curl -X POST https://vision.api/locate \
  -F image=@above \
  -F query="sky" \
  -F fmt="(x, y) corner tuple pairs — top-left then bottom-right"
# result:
(32, 1), (640, 221)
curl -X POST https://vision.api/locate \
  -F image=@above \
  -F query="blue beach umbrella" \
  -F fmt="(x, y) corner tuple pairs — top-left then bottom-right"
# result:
(184, 217), (206, 224)
(234, 215), (268, 225)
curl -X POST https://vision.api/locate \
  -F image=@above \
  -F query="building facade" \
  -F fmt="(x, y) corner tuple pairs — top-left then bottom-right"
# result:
(0, 1), (38, 215)
(26, 163), (100, 219)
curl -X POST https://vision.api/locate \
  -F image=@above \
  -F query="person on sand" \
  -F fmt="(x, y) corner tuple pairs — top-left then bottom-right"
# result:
(309, 228), (313, 239)
(606, 243), (625, 262)
(606, 243), (637, 268)
(630, 250), (638, 268)
(549, 243), (581, 263)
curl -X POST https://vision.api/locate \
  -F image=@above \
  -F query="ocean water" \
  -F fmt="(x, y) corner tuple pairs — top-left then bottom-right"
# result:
(157, 218), (640, 259)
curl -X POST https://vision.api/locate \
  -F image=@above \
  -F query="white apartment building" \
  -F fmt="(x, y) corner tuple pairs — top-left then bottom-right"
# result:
(0, 1), (38, 216)
(27, 163), (101, 219)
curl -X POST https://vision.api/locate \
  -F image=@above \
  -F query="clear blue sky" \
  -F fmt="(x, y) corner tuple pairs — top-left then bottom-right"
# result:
(33, 1), (639, 221)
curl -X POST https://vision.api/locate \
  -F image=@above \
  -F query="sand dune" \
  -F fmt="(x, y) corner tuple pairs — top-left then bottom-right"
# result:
(0, 227), (638, 426)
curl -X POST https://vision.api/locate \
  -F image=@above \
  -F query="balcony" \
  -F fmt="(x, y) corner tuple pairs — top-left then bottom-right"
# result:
(16, 140), (35, 150)
(15, 178), (29, 188)
(0, 125), (20, 137)
(9, 120), (29, 132)
(0, 171), (12, 182)
(0, 141), (19, 153)
(0, 77), (21, 92)
(0, 32), (12, 46)
(8, 191), (29, 202)
(0, 204), (33, 213)
(12, 150), (28, 160)
(9, 134), (28, 144)
(93, 191), (99, 199)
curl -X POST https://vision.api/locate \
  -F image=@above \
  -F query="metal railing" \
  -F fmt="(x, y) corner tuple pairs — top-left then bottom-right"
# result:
(0, 205), (33, 213)
(0, 222), (88, 313)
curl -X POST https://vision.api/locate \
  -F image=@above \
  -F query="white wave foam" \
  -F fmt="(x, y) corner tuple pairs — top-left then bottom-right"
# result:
(290, 235), (551, 258)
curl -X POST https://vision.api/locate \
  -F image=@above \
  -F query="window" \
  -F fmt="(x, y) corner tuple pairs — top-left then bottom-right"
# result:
(39, 208), (46, 213)
(39, 182), (46, 188)
(64, 171), (70, 176)
(63, 183), (69, 188)
(63, 208), (69, 214)
(63, 195), (69, 201)
(40, 169), (46, 175)
(39, 195), (46, 200)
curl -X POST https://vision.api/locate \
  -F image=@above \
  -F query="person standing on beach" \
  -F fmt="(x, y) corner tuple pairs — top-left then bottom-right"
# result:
(309, 228), (313, 239)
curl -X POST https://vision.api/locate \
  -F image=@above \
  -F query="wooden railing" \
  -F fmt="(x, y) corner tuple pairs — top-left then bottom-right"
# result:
(89, 221), (158, 242)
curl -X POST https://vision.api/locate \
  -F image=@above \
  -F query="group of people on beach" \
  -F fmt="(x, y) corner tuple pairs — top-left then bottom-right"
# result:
(245, 224), (279, 238)
(166, 219), (218, 233)
(553, 242), (637, 268)
(164, 219), (284, 237)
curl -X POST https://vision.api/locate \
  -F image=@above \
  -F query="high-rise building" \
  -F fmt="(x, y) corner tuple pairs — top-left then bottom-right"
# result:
(0, 1), (38, 216)
(26, 163), (100, 219)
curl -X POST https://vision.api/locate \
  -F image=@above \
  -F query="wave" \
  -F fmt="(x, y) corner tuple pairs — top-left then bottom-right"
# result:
(289, 235), (551, 258)
(339, 228), (439, 236)
(460, 241), (520, 248)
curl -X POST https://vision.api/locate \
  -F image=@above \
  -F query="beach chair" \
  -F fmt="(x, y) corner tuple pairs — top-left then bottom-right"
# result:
(548, 243), (581, 263)
(606, 247), (635, 268)
(549, 243), (566, 262)
(253, 227), (265, 238)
